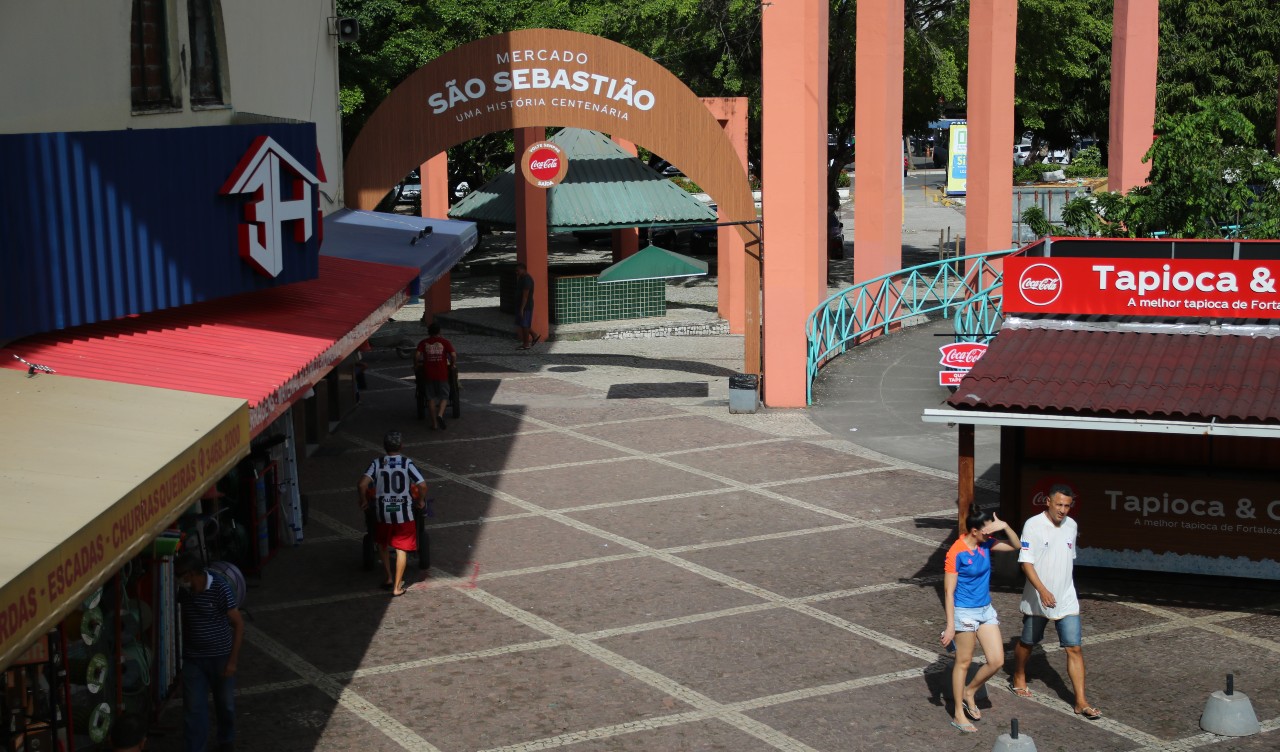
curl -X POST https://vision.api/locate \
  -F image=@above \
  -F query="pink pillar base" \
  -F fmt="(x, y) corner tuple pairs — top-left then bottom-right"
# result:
(515, 128), (549, 341)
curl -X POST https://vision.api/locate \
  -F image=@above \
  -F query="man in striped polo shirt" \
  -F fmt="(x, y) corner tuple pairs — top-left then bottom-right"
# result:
(175, 551), (243, 752)
(359, 431), (428, 596)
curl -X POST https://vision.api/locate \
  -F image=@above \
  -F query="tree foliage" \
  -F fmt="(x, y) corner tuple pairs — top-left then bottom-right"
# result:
(1042, 98), (1280, 240)
(1158, 0), (1280, 149)
(1013, 0), (1112, 152)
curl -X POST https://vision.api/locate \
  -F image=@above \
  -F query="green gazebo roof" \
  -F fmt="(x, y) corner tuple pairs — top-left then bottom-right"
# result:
(447, 129), (717, 232)
(596, 244), (708, 284)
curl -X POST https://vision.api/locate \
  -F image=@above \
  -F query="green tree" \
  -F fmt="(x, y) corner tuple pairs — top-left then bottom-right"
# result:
(1158, 0), (1280, 150)
(1013, 0), (1113, 155)
(1043, 98), (1280, 239)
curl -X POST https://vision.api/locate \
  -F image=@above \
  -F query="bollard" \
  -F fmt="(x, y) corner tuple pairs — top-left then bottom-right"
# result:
(1200, 673), (1260, 736)
(992, 718), (1037, 752)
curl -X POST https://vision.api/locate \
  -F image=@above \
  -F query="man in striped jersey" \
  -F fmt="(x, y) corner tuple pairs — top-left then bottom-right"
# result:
(175, 551), (243, 752)
(358, 431), (428, 596)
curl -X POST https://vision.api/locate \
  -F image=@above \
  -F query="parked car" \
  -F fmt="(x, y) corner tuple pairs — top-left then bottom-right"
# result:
(1045, 147), (1072, 165)
(1013, 144), (1032, 166)
(395, 169), (421, 205)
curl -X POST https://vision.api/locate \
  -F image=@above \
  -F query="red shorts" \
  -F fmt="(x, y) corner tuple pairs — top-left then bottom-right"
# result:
(375, 520), (418, 552)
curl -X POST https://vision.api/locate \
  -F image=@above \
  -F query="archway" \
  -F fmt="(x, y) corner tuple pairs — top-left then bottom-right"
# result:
(345, 29), (760, 373)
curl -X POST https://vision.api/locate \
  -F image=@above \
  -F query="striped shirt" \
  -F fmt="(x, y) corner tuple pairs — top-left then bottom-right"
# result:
(364, 455), (426, 525)
(179, 573), (237, 658)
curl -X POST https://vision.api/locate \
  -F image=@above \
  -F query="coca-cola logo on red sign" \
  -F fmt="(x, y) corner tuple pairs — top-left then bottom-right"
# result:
(520, 141), (569, 188)
(529, 149), (561, 180)
(938, 342), (988, 369)
(1018, 263), (1064, 306)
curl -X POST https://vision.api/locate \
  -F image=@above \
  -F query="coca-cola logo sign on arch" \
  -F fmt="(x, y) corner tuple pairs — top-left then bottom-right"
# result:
(1018, 263), (1064, 306)
(938, 342), (987, 369)
(520, 141), (569, 188)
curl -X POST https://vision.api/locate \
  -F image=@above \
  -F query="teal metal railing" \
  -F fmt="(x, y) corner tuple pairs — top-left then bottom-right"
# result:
(805, 248), (1016, 403)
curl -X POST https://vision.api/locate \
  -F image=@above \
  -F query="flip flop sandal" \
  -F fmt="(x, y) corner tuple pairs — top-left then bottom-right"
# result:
(962, 700), (982, 721)
(1011, 685), (1033, 698)
(950, 720), (978, 733)
(1076, 706), (1103, 720)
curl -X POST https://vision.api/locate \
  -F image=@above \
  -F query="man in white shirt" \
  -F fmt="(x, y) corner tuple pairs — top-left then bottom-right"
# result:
(1010, 484), (1102, 720)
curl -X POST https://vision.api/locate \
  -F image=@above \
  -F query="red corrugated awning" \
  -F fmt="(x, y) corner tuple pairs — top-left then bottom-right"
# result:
(2, 256), (417, 436)
(948, 327), (1280, 424)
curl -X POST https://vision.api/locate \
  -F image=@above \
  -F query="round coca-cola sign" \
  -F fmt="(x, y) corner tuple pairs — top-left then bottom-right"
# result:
(520, 141), (569, 188)
(1018, 263), (1064, 306)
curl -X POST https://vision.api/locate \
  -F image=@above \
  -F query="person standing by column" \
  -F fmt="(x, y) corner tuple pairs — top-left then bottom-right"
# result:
(175, 552), (243, 752)
(359, 431), (427, 596)
(1010, 483), (1102, 719)
(515, 262), (540, 350)
(414, 322), (456, 429)
(940, 508), (1021, 733)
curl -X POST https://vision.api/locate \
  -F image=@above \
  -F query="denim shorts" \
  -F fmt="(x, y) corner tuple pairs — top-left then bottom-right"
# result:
(1021, 613), (1082, 648)
(953, 604), (999, 632)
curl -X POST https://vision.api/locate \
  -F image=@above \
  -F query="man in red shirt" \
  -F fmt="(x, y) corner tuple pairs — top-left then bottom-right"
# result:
(414, 322), (457, 429)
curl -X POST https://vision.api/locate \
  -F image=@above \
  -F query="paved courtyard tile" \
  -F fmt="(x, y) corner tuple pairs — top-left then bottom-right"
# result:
(565, 489), (848, 548)
(514, 399), (688, 426)
(250, 587), (547, 675)
(232, 685), (413, 752)
(598, 608), (929, 704)
(674, 526), (946, 598)
(670, 440), (890, 484)
(420, 431), (628, 474)
(350, 644), (694, 752)
(542, 717), (784, 751)
(481, 456), (729, 509)
(574, 414), (778, 454)
(769, 467), (984, 519)
(428, 515), (618, 573)
(479, 556), (767, 634)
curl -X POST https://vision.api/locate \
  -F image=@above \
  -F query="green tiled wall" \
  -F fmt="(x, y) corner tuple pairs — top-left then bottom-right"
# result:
(551, 275), (666, 324)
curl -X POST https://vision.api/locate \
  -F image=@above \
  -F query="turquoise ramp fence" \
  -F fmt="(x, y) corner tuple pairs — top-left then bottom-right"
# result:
(805, 249), (1016, 403)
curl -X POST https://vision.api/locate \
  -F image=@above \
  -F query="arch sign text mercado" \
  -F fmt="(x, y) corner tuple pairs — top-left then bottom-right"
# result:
(344, 29), (755, 244)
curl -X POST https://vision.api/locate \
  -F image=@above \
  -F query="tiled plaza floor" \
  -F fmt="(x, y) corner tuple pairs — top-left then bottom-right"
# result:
(153, 332), (1280, 752)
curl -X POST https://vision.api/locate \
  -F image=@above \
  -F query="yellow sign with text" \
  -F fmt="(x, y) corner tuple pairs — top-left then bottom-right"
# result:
(0, 407), (249, 670)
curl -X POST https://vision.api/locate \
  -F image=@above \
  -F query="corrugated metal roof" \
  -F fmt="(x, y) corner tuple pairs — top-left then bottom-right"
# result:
(321, 208), (478, 296)
(0, 256), (417, 436)
(448, 128), (717, 231)
(948, 327), (1280, 424)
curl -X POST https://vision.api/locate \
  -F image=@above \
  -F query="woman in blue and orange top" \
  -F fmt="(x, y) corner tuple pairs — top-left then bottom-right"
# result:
(940, 508), (1020, 733)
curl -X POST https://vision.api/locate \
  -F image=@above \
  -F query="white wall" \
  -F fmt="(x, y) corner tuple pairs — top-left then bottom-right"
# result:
(0, 0), (346, 211)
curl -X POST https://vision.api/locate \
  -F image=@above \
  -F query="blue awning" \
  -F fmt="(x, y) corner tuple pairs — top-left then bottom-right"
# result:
(321, 209), (478, 296)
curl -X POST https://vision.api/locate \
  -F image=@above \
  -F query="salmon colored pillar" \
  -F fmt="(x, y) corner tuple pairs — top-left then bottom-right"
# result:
(1109, 0), (1159, 192)
(421, 154), (452, 317)
(761, 0), (827, 407)
(514, 128), (549, 341)
(853, 0), (905, 285)
(610, 136), (641, 263)
(966, 0), (1018, 256)
(702, 97), (750, 334)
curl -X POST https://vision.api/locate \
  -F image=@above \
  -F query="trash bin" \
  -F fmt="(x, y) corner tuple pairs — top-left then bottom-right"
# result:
(728, 373), (759, 414)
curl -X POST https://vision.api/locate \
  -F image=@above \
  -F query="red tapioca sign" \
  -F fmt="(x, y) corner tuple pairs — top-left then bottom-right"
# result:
(1004, 257), (1280, 318)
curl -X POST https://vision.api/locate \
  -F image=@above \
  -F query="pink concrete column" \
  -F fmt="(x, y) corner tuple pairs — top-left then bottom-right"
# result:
(761, 0), (827, 407)
(701, 97), (750, 334)
(1109, 0), (1159, 192)
(420, 154), (452, 316)
(610, 136), (641, 263)
(966, 0), (1018, 255)
(853, 0), (905, 285)
(1275, 70), (1279, 154)
(514, 128), (549, 341)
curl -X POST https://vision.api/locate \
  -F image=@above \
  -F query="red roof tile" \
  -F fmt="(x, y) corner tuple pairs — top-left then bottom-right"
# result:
(2, 256), (417, 436)
(947, 327), (1280, 424)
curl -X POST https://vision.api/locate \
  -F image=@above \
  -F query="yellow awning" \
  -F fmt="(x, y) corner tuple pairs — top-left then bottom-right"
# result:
(0, 370), (249, 669)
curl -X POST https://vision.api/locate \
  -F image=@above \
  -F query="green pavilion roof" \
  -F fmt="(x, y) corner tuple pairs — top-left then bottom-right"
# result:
(447, 129), (718, 232)
(596, 244), (709, 284)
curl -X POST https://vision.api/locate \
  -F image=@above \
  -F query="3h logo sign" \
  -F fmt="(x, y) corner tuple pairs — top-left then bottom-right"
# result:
(220, 136), (321, 277)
